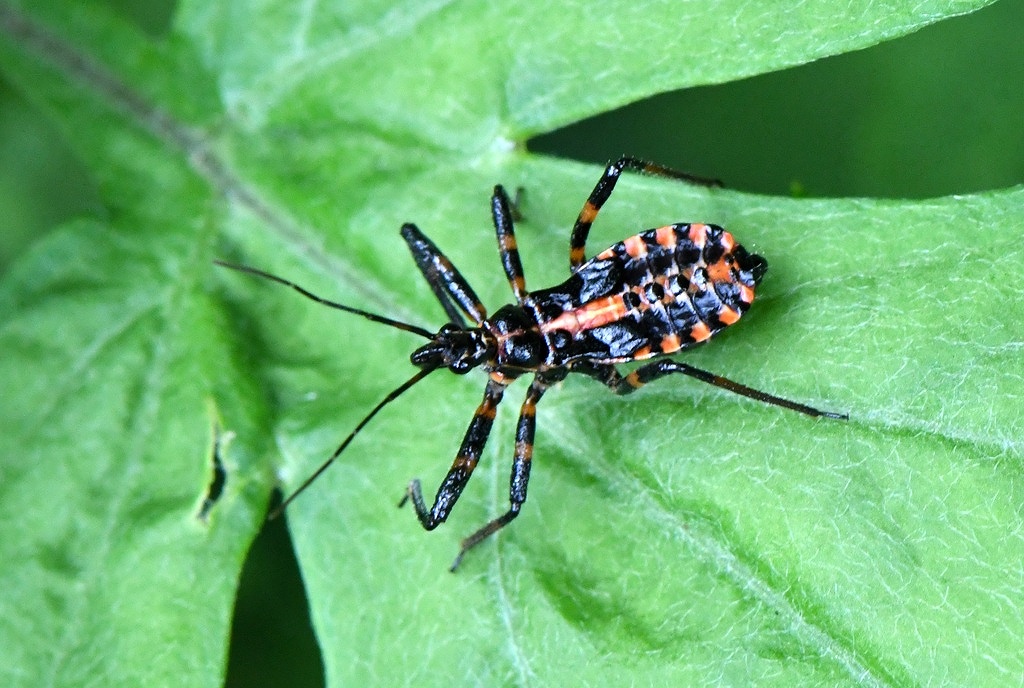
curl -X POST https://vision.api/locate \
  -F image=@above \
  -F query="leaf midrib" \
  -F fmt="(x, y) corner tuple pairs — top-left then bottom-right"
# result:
(1, 5), (423, 318)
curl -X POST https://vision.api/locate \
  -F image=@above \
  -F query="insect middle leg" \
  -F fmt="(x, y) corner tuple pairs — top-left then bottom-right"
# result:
(450, 371), (563, 570)
(569, 157), (723, 271)
(574, 360), (846, 419)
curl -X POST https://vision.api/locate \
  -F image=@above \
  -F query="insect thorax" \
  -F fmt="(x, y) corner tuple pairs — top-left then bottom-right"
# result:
(485, 304), (548, 371)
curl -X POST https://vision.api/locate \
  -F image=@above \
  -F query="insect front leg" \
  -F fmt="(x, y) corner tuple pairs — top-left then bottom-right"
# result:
(451, 372), (559, 570)
(569, 157), (723, 271)
(401, 223), (488, 326)
(399, 376), (508, 533)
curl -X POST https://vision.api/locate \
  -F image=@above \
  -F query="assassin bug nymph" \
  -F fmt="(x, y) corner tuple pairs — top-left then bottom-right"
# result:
(217, 157), (846, 571)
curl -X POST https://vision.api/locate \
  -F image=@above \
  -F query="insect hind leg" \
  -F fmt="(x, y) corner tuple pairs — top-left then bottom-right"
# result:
(569, 157), (723, 271)
(574, 360), (846, 419)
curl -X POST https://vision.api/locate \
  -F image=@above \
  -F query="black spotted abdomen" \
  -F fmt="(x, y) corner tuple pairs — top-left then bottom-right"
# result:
(527, 223), (767, 364)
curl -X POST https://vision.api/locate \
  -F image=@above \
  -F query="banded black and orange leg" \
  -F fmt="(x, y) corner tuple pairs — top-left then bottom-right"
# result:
(400, 375), (509, 537)
(401, 223), (488, 326)
(451, 370), (564, 570)
(491, 185), (528, 303)
(574, 360), (846, 419)
(569, 157), (724, 271)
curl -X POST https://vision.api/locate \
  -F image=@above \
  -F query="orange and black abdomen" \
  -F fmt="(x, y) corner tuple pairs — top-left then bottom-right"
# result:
(527, 223), (767, 365)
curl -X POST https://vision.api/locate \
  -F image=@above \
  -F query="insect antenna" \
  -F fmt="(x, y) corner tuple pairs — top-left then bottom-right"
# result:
(268, 364), (439, 519)
(214, 260), (434, 339)
(214, 260), (442, 516)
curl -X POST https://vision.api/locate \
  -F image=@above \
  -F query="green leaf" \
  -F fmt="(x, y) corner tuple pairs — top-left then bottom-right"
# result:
(1, 1), (1020, 687)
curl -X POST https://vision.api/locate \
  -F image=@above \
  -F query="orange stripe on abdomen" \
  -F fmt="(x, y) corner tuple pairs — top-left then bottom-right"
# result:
(540, 295), (628, 335)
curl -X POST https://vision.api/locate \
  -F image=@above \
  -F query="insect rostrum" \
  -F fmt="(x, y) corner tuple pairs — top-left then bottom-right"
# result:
(217, 157), (846, 571)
